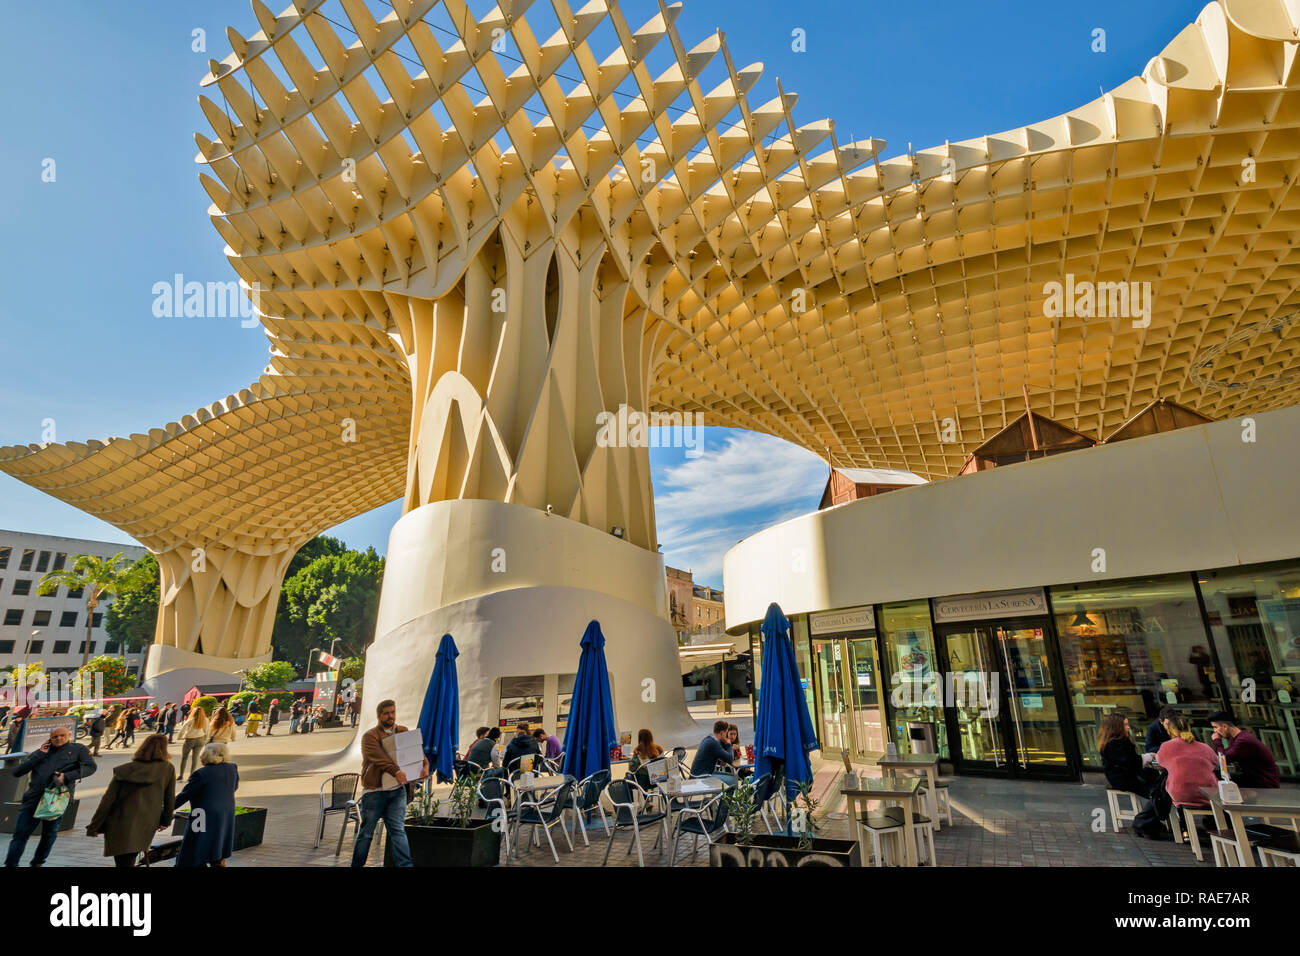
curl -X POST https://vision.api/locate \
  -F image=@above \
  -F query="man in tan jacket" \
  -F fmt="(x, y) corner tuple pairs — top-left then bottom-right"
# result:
(351, 699), (427, 867)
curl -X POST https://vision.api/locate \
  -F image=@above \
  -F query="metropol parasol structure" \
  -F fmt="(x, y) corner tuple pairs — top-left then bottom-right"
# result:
(3, 0), (1299, 734)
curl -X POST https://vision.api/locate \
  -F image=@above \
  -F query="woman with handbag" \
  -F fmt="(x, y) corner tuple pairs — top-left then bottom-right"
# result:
(86, 734), (176, 867)
(3, 723), (96, 867)
(208, 707), (237, 745)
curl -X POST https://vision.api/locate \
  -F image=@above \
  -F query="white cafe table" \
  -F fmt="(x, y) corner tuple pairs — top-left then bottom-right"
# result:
(1199, 786), (1300, 867)
(841, 775), (925, 867)
(876, 752), (943, 830)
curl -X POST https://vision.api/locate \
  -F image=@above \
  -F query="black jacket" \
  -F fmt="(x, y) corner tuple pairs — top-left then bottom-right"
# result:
(165, 708), (179, 729)
(1144, 718), (1170, 754)
(14, 742), (96, 807)
(503, 734), (540, 769)
(1101, 738), (1152, 795)
(89, 716), (106, 736)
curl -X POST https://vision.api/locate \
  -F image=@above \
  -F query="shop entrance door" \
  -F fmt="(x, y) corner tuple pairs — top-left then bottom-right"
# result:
(812, 636), (885, 760)
(937, 620), (1076, 779)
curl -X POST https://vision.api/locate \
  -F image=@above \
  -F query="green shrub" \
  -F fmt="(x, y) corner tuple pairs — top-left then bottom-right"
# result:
(192, 696), (218, 716)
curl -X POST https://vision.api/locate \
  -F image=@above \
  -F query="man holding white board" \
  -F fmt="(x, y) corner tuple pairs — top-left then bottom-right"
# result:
(351, 699), (428, 867)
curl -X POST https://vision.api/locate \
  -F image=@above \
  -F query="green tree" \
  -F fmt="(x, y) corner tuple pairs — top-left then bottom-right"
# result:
(192, 696), (218, 716)
(340, 656), (364, 681)
(104, 553), (160, 655)
(243, 660), (299, 690)
(273, 547), (384, 666)
(7, 661), (44, 706)
(76, 656), (134, 698)
(39, 552), (137, 668)
(285, 535), (347, 579)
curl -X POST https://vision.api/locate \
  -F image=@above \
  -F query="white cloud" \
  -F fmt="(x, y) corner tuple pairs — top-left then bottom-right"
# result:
(653, 429), (826, 586)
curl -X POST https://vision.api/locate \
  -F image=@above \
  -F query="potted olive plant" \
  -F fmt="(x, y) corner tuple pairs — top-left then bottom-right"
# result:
(710, 777), (860, 867)
(385, 769), (502, 867)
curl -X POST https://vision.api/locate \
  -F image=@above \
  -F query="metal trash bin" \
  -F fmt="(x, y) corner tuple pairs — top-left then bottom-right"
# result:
(906, 721), (935, 754)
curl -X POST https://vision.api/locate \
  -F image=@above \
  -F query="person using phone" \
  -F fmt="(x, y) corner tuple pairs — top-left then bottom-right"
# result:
(3, 724), (96, 867)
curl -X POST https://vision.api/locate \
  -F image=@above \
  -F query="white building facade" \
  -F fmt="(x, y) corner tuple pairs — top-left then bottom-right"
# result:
(0, 530), (147, 682)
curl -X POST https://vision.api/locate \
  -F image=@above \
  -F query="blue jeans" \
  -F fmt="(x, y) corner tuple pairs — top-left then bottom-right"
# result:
(289, 717), (300, 734)
(4, 801), (60, 867)
(351, 788), (411, 867)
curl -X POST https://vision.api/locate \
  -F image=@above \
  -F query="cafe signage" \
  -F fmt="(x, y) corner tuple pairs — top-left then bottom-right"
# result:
(810, 606), (875, 634)
(932, 588), (1048, 623)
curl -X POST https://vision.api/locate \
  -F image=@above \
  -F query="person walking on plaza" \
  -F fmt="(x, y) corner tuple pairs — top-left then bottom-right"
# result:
(86, 734), (176, 867)
(351, 699), (426, 867)
(174, 742), (238, 867)
(4, 723), (96, 867)
(245, 697), (262, 737)
(106, 708), (129, 750)
(88, 711), (106, 757)
(180, 700), (191, 720)
(1209, 712), (1281, 789)
(176, 705), (210, 780)
(209, 706), (237, 745)
(164, 702), (180, 742)
(4, 716), (21, 754)
(348, 698), (360, 727)
(290, 698), (305, 734)
(265, 699), (280, 736)
(123, 708), (140, 747)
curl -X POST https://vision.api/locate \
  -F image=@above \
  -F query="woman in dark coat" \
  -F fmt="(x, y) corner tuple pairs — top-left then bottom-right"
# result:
(87, 734), (176, 866)
(1098, 713), (1159, 796)
(174, 741), (239, 867)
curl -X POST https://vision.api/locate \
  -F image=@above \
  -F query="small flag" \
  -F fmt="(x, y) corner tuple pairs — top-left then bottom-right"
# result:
(318, 651), (339, 668)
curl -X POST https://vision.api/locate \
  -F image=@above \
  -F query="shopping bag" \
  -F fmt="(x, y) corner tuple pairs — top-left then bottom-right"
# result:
(34, 784), (70, 821)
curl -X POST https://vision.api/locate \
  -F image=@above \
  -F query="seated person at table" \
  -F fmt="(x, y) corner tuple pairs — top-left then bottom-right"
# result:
(532, 727), (563, 761)
(689, 720), (735, 777)
(1209, 712), (1280, 789)
(628, 729), (664, 788)
(503, 723), (541, 771)
(726, 723), (755, 778)
(1156, 715), (1219, 809)
(465, 726), (502, 769)
(1144, 705), (1178, 754)
(1098, 713), (1159, 797)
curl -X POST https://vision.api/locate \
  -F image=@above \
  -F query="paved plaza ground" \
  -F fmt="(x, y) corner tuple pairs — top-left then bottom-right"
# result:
(4, 708), (1273, 868)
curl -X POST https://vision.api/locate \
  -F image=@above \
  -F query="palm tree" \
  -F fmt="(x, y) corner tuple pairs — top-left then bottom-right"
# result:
(38, 552), (137, 670)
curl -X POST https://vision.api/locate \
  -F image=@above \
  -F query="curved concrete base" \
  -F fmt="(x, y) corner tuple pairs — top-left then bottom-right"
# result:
(139, 644), (271, 705)
(352, 499), (697, 761)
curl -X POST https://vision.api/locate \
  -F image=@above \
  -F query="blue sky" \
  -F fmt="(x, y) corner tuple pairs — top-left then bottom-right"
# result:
(0, 0), (1207, 587)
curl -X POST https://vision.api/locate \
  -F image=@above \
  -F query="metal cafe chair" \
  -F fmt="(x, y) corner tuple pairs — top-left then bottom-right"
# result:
(315, 772), (361, 855)
(670, 788), (731, 866)
(477, 771), (517, 860)
(569, 769), (611, 846)
(602, 777), (670, 867)
(513, 779), (575, 863)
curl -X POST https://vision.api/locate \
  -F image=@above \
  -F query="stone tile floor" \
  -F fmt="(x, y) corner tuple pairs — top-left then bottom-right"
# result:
(2, 725), (1271, 867)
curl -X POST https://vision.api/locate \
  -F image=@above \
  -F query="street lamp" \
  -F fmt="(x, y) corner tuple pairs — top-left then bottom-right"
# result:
(19, 630), (41, 708)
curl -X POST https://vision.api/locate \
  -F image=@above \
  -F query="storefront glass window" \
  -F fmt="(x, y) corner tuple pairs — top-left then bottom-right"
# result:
(1198, 560), (1300, 780)
(879, 600), (948, 757)
(791, 615), (817, 732)
(1051, 574), (1221, 767)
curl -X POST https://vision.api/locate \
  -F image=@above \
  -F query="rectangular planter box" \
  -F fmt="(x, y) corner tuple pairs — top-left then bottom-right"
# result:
(709, 833), (861, 867)
(172, 805), (267, 851)
(0, 798), (79, 833)
(383, 819), (501, 867)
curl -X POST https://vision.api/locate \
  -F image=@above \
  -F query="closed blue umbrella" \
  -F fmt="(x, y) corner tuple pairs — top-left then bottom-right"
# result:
(561, 621), (617, 782)
(418, 634), (459, 783)
(752, 603), (819, 806)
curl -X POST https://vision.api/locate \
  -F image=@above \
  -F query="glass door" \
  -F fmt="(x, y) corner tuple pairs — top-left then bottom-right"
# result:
(847, 638), (885, 755)
(812, 638), (851, 754)
(939, 620), (1076, 779)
